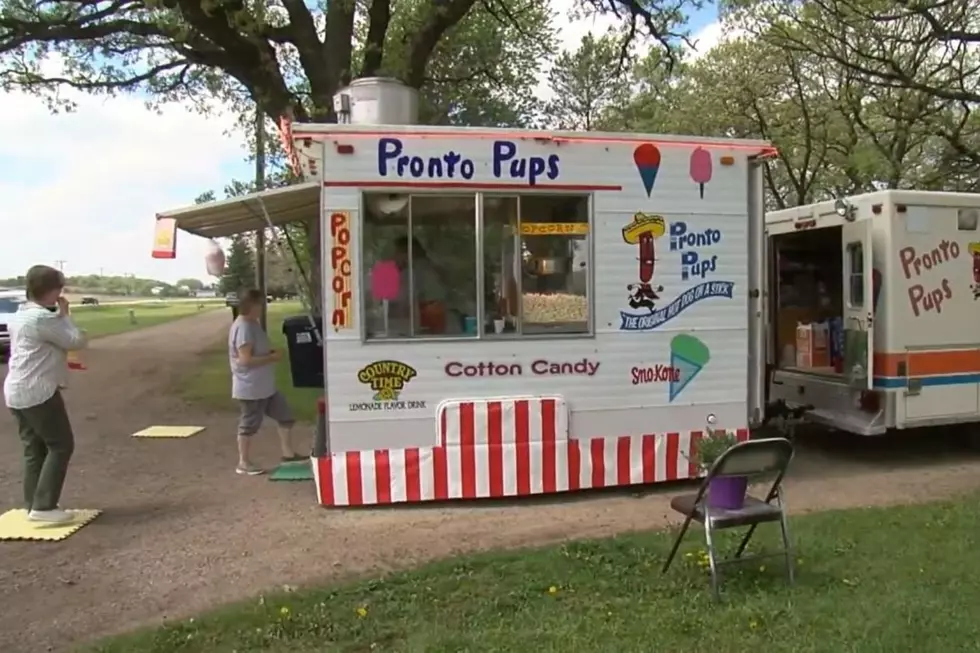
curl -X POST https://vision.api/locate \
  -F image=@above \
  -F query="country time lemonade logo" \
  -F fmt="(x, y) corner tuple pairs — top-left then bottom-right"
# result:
(350, 360), (426, 412)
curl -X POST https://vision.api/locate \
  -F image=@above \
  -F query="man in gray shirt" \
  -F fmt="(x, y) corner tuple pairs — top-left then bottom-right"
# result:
(229, 289), (304, 475)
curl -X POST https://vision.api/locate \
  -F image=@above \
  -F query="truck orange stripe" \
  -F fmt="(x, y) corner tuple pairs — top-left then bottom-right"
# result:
(873, 350), (980, 377)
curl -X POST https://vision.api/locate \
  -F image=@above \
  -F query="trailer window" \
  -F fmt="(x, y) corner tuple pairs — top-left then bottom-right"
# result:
(847, 242), (864, 307)
(361, 192), (592, 341)
(482, 194), (590, 336)
(361, 193), (477, 339)
(958, 208), (979, 231)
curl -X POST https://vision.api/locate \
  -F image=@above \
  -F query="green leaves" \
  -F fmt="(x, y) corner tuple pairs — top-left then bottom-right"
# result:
(545, 32), (627, 131)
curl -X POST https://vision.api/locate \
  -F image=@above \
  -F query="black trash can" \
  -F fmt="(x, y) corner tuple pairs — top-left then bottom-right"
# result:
(281, 314), (324, 389)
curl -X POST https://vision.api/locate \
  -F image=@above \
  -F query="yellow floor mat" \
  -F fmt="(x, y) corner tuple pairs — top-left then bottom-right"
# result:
(0, 509), (101, 542)
(131, 425), (205, 438)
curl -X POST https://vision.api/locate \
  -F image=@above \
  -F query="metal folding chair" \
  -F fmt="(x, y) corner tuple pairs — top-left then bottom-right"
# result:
(662, 437), (795, 600)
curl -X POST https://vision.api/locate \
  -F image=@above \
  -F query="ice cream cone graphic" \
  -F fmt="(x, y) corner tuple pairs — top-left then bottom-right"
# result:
(633, 143), (661, 197)
(669, 334), (710, 402)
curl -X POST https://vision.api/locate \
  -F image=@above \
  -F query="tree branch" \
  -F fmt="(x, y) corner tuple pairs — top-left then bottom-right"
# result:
(405, 0), (481, 88)
(362, 0), (392, 77)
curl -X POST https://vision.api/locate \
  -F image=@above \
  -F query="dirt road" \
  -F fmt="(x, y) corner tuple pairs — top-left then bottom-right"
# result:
(2, 311), (980, 652)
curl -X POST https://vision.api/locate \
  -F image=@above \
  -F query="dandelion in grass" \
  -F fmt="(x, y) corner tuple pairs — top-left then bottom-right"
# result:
(356, 606), (369, 618)
(280, 606), (290, 616)
(749, 620), (759, 630)
(548, 585), (559, 595)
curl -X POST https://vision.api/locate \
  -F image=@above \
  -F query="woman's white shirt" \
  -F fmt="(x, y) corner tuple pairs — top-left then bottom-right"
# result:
(3, 303), (87, 410)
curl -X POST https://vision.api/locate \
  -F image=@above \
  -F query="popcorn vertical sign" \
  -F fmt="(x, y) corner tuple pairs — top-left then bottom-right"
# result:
(330, 212), (354, 331)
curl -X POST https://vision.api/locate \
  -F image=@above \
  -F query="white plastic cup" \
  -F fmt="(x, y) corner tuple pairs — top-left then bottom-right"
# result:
(493, 319), (505, 334)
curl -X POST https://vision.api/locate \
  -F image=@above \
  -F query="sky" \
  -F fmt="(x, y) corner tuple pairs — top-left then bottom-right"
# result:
(0, 1), (727, 284)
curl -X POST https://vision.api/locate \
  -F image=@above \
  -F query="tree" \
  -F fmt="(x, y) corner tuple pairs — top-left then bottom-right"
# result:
(220, 236), (255, 295)
(545, 32), (626, 131)
(176, 277), (204, 291)
(724, 0), (980, 103)
(723, 0), (980, 172)
(614, 26), (980, 208)
(0, 0), (706, 308)
(0, 1), (696, 125)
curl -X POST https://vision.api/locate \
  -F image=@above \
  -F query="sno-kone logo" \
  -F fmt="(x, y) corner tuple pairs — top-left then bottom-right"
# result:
(670, 221), (722, 281)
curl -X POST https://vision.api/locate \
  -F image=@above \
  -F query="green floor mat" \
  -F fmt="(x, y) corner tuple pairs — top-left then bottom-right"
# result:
(269, 461), (314, 482)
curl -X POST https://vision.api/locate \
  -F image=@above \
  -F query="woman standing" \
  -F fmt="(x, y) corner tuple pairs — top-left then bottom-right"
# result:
(3, 265), (87, 523)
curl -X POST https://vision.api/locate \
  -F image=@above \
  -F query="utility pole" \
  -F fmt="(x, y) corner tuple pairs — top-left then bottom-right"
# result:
(254, 0), (267, 331)
(54, 260), (66, 272)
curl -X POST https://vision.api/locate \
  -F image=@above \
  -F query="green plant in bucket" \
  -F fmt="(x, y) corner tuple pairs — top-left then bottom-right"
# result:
(690, 429), (739, 472)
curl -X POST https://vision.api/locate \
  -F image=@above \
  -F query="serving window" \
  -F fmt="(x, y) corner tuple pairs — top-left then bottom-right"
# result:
(361, 192), (592, 341)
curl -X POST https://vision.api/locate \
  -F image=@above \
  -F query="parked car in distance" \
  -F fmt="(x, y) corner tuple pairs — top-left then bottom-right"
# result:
(0, 290), (25, 361)
(81, 296), (100, 306)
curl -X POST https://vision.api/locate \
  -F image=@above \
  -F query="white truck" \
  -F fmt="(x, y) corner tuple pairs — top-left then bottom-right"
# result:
(766, 190), (980, 435)
(0, 289), (24, 360)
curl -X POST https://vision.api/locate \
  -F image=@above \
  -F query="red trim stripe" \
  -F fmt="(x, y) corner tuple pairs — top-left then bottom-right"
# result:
(460, 402), (477, 499)
(642, 435), (656, 483)
(487, 401), (504, 497)
(346, 451), (363, 506)
(591, 439), (605, 488)
(318, 456), (334, 505)
(323, 180), (621, 191)
(616, 436), (631, 486)
(374, 450), (391, 504)
(434, 410), (448, 500)
(688, 431), (702, 478)
(405, 448), (421, 502)
(315, 415), (749, 507)
(568, 439), (581, 491)
(296, 128), (776, 155)
(665, 433), (680, 481)
(541, 399), (557, 493)
(515, 400), (531, 496)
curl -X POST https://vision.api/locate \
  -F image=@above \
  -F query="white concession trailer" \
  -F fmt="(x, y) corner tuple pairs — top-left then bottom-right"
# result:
(156, 78), (776, 507)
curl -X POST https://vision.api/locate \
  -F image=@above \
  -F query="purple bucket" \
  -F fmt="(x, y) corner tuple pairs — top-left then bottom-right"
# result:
(707, 476), (748, 510)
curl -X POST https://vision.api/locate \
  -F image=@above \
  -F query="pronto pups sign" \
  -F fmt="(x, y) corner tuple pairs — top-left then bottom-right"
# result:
(899, 241), (958, 317)
(619, 213), (734, 332)
(377, 138), (560, 186)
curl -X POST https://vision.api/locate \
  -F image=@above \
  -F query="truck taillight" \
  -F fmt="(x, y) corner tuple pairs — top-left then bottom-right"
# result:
(859, 390), (880, 412)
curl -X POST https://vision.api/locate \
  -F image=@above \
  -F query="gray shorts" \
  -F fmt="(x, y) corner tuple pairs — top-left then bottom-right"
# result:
(237, 392), (295, 436)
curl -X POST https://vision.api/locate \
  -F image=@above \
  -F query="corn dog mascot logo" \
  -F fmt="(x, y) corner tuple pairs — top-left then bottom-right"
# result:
(623, 212), (666, 313)
(620, 212), (735, 332)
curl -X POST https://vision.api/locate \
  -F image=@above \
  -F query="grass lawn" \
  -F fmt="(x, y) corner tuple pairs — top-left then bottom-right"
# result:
(90, 493), (980, 653)
(178, 301), (321, 421)
(72, 301), (222, 338)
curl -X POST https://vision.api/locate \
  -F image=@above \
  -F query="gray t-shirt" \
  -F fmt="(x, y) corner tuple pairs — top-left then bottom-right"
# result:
(229, 317), (277, 400)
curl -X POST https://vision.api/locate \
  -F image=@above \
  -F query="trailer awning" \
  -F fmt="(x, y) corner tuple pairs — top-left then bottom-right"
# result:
(157, 182), (320, 239)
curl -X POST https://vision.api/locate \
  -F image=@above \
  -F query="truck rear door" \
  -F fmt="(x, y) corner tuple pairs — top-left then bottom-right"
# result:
(842, 219), (874, 389)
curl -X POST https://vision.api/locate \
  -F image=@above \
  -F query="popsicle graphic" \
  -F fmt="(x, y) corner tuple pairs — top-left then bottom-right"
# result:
(633, 143), (661, 197)
(669, 334), (710, 402)
(689, 147), (712, 199)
